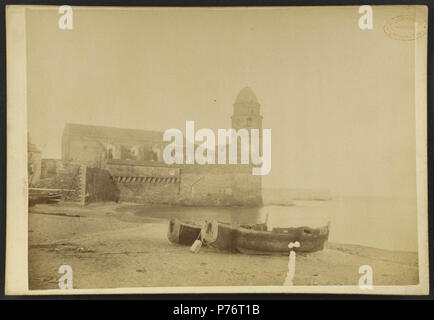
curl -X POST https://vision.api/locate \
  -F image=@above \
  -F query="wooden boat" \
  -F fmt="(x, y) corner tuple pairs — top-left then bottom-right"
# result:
(28, 188), (63, 207)
(201, 220), (330, 255)
(167, 218), (202, 245)
(167, 218), (264, 248)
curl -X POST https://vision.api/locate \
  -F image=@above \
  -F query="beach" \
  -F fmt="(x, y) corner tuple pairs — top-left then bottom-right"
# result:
(28, 202), (419, 290)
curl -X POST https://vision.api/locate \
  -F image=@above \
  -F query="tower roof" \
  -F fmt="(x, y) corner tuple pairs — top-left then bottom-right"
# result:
(235, 87), (259, 104)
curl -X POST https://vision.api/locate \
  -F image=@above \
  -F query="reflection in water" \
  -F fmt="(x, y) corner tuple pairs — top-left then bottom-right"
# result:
(133, 196), (418, 252)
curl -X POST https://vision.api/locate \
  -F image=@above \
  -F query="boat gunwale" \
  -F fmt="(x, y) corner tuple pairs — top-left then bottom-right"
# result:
(216, 221), (330, 237)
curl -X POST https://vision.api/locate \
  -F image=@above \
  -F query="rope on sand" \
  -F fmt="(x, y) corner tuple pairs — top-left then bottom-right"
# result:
(190, 221), (212, 253)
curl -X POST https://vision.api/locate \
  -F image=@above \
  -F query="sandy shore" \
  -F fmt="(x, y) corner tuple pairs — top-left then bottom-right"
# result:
(28, 202), (419, 290)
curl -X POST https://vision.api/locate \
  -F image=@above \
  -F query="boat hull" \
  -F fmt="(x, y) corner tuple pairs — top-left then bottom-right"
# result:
(201, 220), (239, 252)
(167, 218), (202, 246)
(202, 221), (330, 255)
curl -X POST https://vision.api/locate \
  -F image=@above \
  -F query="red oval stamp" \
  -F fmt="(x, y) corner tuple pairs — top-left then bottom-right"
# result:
(384, 15), (427, 41)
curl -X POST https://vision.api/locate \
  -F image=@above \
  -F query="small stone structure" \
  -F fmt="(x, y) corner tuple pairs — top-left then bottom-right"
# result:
(28, 137), (42, 186)
(35, 160), (84, 202)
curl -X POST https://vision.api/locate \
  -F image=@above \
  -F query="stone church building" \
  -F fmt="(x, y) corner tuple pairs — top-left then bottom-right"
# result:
(60, 87), (264, 206)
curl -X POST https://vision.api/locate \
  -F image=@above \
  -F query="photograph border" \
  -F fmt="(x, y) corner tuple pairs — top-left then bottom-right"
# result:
(1, 0), (432, 299)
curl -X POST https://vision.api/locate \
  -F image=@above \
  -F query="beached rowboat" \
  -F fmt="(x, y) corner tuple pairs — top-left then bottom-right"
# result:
(28, 188), (63, 207)
(167, 218), (267, 247)
(201, 221), (330, 254)
(167, 218), (202, 245)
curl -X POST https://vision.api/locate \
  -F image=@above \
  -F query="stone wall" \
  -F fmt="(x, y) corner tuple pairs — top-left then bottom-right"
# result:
(40, 159), (58, 179)
(178, 165), (262, 206)
(106, 162), (180, 204)
(85, 167), (120, 203)
(62, 136), (106, 167)
(35, 160), (84, 202)
(62, 135), (166, 168)
(105, 161), (262, 206)
(36, 159), (262, 206)
(28, 150), (42, 186)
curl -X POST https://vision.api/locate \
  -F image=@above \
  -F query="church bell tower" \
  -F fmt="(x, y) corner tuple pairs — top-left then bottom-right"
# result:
(231, 87), (263, 150)
(231, 87), (263, 206)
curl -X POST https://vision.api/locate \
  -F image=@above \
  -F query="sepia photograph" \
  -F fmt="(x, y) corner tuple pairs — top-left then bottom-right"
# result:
(5, 4), (429, 295)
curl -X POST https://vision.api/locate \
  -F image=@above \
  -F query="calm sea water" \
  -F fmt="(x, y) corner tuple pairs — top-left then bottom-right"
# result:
(134, 196), (418, 252)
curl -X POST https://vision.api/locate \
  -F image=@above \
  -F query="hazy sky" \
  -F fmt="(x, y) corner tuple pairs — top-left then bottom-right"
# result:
(26, 6), (419, 197)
